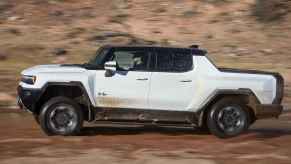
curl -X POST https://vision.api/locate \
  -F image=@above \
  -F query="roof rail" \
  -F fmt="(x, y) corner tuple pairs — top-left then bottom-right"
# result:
(189, 44), (199, 48)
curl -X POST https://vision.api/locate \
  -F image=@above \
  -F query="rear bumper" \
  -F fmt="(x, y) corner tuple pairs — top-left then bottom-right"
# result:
(255, 104), (283, 119)
(273, 73), (284, 104)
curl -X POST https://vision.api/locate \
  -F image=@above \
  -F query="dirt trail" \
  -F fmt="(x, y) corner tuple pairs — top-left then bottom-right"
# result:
(0, 110), (291, 164)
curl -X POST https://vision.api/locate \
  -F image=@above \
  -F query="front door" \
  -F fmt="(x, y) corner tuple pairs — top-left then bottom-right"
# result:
(95, 47), (152, 109)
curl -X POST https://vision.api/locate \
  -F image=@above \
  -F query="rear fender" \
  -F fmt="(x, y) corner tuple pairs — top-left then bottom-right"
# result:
(196, 89), (259, 127)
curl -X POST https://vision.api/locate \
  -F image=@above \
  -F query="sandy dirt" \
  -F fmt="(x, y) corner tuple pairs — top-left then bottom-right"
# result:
(0, 109), (291, 164)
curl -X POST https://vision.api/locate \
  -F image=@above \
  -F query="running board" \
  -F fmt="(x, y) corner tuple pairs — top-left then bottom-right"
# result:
(92, 107), (199, 125)
(92, 120), (197, 128)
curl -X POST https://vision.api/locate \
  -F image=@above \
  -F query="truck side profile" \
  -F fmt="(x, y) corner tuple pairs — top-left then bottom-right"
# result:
(17, 45), (284, 138)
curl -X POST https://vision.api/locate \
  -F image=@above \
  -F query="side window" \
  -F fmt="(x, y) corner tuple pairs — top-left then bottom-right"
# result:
(112, 49), (149, 71)
(156, 49), (173, 72)
(172, 49), (193, 72)
(156, 48), (193, 72)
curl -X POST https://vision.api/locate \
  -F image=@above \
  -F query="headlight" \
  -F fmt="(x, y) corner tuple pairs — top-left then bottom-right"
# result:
(21, 75), (36, 85)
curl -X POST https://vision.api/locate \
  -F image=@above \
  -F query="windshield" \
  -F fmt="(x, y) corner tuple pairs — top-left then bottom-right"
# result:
(87, 47), (109, 66)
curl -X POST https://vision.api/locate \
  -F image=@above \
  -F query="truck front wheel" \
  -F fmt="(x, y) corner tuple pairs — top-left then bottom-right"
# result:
(207, 98), (250, 138)
(39, 97), (83, 136)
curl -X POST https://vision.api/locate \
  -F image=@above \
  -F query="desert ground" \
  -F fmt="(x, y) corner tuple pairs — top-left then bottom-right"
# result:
(1, 0), (291, 163)
(1, 109), (291, 164)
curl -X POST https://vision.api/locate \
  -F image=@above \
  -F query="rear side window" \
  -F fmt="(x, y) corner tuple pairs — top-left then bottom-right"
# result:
(172, 49), (193, 72)
(155, 49), (173, 72)
(155, 48), (193, 72)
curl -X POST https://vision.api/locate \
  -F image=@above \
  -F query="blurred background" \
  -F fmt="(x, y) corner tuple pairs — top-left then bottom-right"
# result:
(1, 1), (291, 164)
(0, 0), (291, 109)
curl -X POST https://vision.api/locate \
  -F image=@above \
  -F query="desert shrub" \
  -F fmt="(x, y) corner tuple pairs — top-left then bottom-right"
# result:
(253, 0), (290, 22)
(108, 13), (129, 24)
(0, 1), (13, 14)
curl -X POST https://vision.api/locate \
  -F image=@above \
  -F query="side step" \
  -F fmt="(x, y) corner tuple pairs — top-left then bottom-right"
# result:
(92, 108), (200, 126)
(92, 120), (197, 128)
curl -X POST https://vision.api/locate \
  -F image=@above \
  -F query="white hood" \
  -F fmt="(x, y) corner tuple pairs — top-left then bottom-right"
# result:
(21, 64), (86, 75)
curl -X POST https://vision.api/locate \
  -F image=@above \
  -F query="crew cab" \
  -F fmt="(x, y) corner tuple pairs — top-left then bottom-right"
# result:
(17, 45), (284, 138)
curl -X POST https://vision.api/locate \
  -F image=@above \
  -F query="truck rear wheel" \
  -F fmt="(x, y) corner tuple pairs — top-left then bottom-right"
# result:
(39, 97), (83, 136)
(207, 98), (250, 138)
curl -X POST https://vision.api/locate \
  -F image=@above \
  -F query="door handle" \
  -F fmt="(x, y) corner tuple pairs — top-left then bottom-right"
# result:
(180, 80), (192, 82)
(98, 92), (108, 96)
(102, 92), (108, 96)
(136, 78), (148, 81)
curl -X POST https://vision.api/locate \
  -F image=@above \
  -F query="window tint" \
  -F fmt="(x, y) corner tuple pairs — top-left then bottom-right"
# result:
(112, 50), (149, 71)
(172, 49), (193, 72)
(156, 48), (192, 72)
(156, 49), (173, 72)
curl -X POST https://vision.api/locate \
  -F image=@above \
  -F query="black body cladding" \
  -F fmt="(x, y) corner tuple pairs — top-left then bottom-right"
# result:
(17, 86), (42, 112)
(17, 82), (91, 113)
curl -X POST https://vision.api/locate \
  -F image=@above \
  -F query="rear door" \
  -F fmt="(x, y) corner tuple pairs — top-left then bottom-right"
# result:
(148, 48), (196, 111)
(95, 47), (152, 109)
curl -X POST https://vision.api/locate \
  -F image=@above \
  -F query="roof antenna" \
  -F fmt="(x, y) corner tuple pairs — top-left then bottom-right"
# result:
(189, 44), (199, 48)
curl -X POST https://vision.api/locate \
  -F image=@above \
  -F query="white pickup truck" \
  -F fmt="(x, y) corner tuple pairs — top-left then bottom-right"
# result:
(17, 45), (284, 138)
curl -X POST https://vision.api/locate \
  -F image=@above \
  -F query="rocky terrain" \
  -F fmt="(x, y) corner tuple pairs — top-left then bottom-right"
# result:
(0, 0), (291, 107)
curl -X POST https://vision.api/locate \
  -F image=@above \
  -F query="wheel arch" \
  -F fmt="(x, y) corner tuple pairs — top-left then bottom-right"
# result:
(197, 89), (259, 128)
(34, 82), (95, 122)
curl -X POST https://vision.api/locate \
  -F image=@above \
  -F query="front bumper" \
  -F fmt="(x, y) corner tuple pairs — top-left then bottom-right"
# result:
(255, 104), (283, 119)
(17, 86), (42, 112)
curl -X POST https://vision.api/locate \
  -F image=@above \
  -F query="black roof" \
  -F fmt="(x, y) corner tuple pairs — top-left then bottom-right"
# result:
(100, 44), (207, 56)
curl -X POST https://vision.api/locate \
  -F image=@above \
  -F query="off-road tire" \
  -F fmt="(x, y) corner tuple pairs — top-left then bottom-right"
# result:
(39, 96), (83, 136)
(207, 98), (250, 138)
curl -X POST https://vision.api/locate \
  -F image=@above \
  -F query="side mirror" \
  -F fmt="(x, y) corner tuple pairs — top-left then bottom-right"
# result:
(104, 61), (116, 76)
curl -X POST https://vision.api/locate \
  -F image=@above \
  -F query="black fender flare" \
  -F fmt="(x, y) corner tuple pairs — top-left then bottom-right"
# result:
(36, 81), (95, 122)
(196, 88), (259, 127)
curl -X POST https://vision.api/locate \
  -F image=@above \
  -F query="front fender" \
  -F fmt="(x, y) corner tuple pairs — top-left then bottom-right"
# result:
(17, 82), (96, 113)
